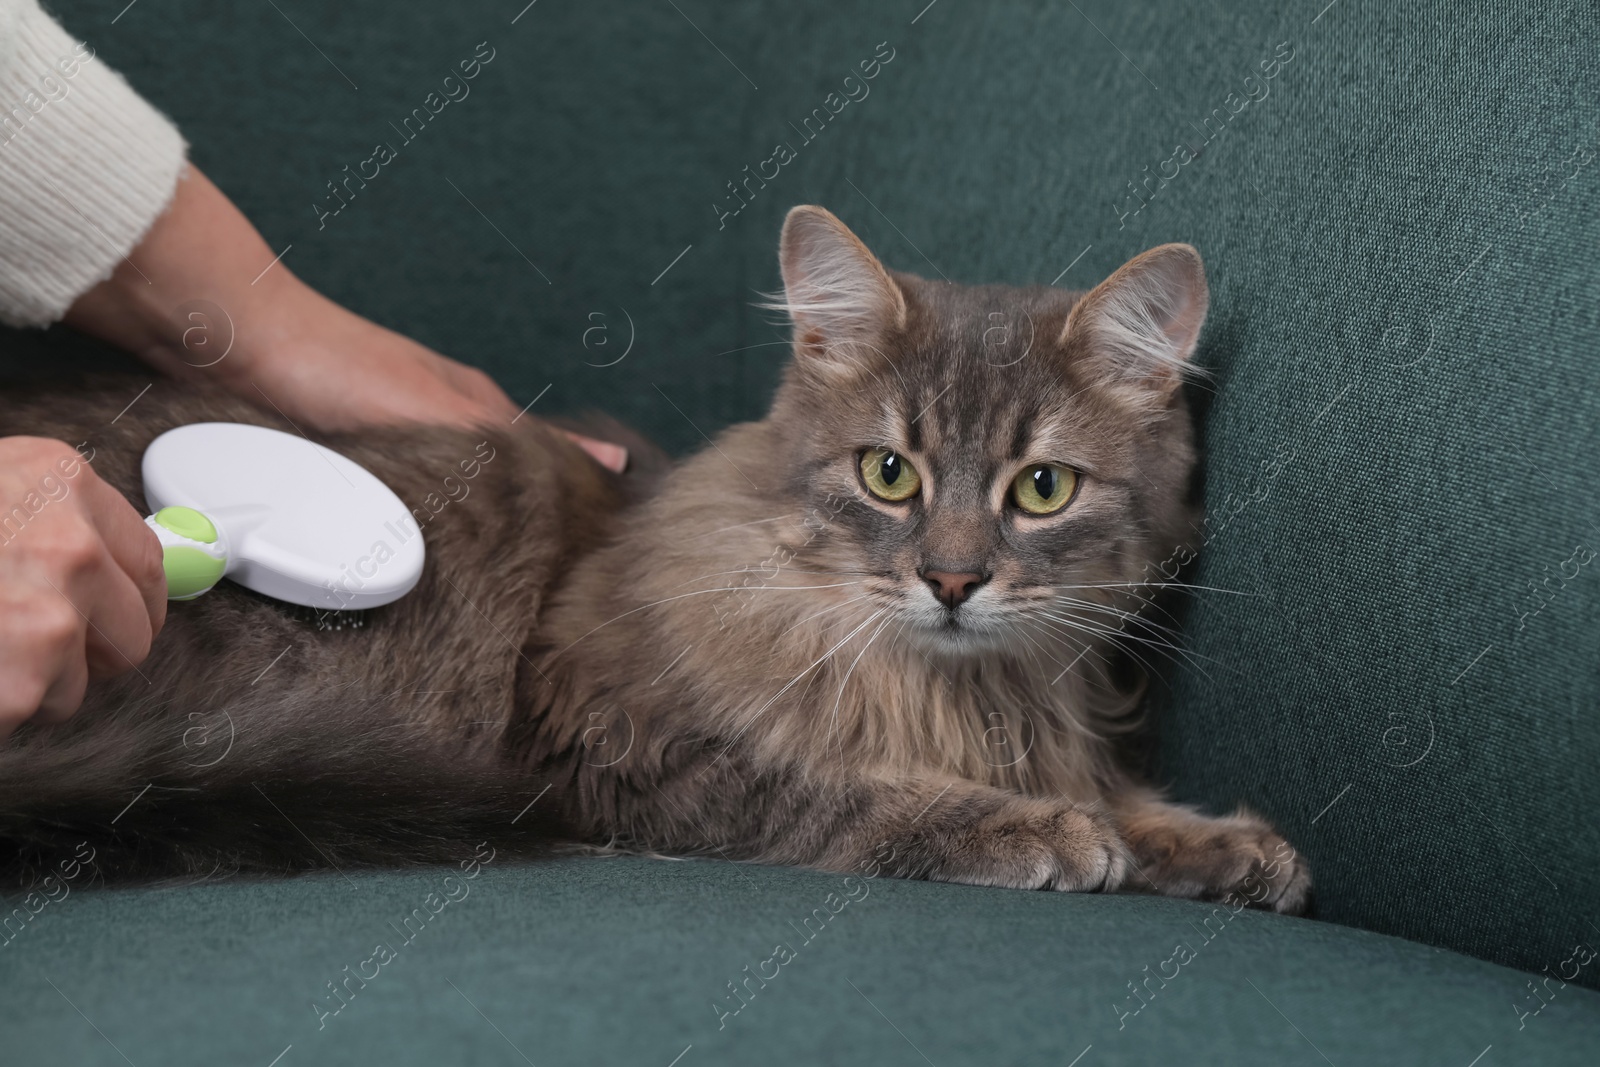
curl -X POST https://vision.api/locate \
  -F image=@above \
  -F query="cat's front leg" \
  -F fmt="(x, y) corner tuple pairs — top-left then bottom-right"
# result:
(1108, 789), (1311, 914)
(649, 761), (1131, 893)
(865, 779), (1130, 892)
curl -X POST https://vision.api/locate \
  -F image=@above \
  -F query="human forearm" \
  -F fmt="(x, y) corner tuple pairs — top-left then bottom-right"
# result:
(65, 165), (625, 467)
(0, 0), (186, 328)
(61, 163), (292, 386)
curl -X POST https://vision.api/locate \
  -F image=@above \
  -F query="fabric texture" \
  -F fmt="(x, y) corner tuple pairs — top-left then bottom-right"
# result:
(4, 857), (1598, 1066)
(0, 2), (1595, 1056)
(0, 0), (185, 327)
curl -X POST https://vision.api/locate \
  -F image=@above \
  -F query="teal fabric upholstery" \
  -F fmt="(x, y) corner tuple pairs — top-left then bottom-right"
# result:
(5, 857), (1599, 1066)
(2, 0), (1597, 1061)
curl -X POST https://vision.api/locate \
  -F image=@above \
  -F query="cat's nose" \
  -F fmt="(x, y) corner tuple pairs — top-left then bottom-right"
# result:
(920, 569), (987, 609)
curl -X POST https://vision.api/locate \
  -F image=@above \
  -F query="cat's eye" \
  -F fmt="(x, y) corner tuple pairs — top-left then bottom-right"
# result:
(859, 447), (922, 502)
(1011, 463), (1079, 515)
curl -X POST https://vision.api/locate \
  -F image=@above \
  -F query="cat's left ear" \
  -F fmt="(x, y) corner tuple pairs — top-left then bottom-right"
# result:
(1061, 243), (1208, 403)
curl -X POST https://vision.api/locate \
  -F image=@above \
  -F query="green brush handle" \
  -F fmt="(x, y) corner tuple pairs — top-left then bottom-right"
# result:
(144, 505), (230, 601)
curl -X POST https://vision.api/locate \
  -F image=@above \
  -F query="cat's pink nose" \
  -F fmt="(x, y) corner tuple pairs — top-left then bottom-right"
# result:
(921, 569), (986, 609)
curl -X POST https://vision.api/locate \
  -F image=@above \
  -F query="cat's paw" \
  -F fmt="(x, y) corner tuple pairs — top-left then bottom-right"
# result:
(1125, 807), (1311, 914)
(918, 802), (1130, 893)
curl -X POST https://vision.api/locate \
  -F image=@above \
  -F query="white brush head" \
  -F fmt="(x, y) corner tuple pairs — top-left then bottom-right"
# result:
(141, 423), (425, 610)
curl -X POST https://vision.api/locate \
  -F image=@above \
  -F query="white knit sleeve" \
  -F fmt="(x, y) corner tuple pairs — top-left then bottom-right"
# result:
(0, 0), (187, 328)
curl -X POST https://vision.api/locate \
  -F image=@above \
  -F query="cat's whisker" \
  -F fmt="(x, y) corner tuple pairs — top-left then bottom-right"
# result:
(1013, 625), (1068, 674)
(1036, 581), (1192, 615)
(1020, 619), (1099, 685)
(780, 568), (883, 578)
(903, 632), (955, 686)
(710, 340), (799, 358)
(666, 565), (856, 590)
(1033, 599), (1174, 644)
(1004, 623), (1110, 738)
(1042, 581), (1258, 598)
(1027, 613), (1174, 684)
(1027, 606), (1159, 655)
(556, 582), (868, 657)
(1044, 594), (1186, 640)
(827, 612), (897, 767)
(710, 608), (889, 766)
(682, 513), (803, 541)
(1009, 627), (1066, 698)
(668, 566), (812, 591)
(1037, 613), (1210, 672)
(779, 593), (878, 637)
(1029, 609), (1219, 683)
(1032, 606), (1181, 650)
(1048, 593), (1185, 629)
(860, 614), (918, 774)
(668, 563), (881, 592)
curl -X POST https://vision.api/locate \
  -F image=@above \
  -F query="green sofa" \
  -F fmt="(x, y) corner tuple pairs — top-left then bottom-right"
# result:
(3, 1), (1597, 1062)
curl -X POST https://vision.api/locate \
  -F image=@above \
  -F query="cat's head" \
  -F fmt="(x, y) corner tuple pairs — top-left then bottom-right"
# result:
(762, 206), (1206, 656)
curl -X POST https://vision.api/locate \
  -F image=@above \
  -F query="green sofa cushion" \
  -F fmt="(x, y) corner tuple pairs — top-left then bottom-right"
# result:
(3, 858), (1597, 1065)
(7, 0), (1595, 1001)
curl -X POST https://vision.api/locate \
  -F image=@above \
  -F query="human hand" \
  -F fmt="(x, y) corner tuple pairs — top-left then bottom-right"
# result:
(209, 279), (629, 471)
(63, 166), (626, 471)
(0, 437), (166, 736)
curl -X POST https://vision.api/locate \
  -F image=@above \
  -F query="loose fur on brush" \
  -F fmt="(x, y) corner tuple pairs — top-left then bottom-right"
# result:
(0, 206), (1309, 911)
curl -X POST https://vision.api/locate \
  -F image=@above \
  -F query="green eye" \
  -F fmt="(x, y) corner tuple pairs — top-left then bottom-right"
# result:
(860, 447), (922, 502)
(1011, 463), (1078, 515)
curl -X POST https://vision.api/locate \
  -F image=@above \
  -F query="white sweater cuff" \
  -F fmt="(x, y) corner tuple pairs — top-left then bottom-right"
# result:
(0, 0), (187, 328)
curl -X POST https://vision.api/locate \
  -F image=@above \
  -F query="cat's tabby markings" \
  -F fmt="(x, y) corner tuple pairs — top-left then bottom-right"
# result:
(0, 206), (1308, 912)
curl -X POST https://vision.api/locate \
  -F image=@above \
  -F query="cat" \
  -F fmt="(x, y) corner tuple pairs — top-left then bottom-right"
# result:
(0, 206), (1310, 912)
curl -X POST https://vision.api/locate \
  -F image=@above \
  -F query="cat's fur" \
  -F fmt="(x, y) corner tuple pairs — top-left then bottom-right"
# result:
(0, 207), (1309, 911)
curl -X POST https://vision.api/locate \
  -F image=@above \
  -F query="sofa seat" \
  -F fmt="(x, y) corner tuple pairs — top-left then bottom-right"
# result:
(5, 856), (1595, 1065)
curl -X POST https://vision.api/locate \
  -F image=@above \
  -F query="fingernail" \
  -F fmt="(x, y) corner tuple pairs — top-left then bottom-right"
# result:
(586, 441), (628, 473)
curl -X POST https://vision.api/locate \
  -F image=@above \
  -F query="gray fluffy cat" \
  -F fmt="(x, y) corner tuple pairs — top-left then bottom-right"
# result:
(0, 206), (1309, 912)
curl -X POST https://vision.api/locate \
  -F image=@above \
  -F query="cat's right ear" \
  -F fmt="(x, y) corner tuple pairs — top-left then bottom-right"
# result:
(771, 206), (907, 374)
(1061, 243), (1209, 407)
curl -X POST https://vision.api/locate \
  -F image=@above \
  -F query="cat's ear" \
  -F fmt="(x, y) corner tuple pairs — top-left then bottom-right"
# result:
(1061, 243), (1208, 403)
(772, 205), (907, 372)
